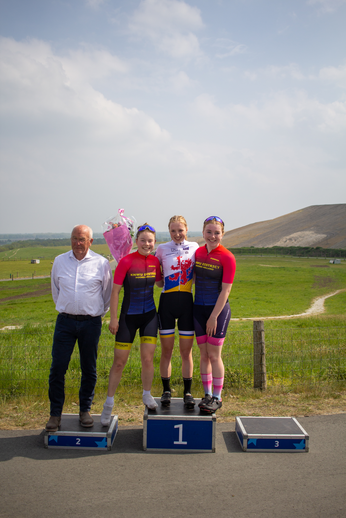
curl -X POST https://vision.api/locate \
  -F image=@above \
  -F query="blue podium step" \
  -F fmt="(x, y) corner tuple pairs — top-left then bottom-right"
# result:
(44, 413), (118, 451)
(143, 397), (216, 452)
(235, 416), (309, 452)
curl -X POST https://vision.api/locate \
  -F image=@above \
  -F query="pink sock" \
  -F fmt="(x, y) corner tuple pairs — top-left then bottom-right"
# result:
(213, 377), (224, 400)
(201, 373), (212, 395)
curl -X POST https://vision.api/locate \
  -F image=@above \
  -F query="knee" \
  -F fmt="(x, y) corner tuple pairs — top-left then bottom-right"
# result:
(112, 359), (126, 373)
(141, 356), (154, 370)
(161, 346), (173, 360)
(199, 351), (209, 364)
(180, 349), (192, 362)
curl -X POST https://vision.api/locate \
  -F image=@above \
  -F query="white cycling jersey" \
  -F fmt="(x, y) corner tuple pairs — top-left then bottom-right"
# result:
(155, 239), (199, 294)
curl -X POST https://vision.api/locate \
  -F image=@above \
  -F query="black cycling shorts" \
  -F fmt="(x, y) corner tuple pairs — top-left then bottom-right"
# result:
(115, 309), (158, 350)
(158, 292), (194, 332)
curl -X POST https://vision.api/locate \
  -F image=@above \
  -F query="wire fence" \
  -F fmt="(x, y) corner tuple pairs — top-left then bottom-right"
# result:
(1, 323), (345, 400)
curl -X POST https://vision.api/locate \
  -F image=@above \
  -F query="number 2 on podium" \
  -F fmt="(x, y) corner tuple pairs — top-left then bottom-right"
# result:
(174, 424), (187, 445)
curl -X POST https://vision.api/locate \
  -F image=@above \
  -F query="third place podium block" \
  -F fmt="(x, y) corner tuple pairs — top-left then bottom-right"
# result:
(235, 416), (309, 452)
(143, 398), (216, 452)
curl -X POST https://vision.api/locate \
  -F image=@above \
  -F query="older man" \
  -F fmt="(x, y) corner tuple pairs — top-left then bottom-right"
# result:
(46, 225), (112, 431)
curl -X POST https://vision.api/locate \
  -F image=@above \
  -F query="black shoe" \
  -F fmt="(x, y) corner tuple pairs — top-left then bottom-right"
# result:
(203, 396), (222, 413)
(183, 393), (195, 409)
(160, 391), (171, 407)
(198, 394), (212, 409)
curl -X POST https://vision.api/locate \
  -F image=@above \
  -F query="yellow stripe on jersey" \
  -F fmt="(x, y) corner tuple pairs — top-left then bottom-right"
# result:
(164, 279), (193, 294)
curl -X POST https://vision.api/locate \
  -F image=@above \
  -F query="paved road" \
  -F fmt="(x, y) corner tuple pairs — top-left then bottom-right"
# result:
(0, 414), (345, 518)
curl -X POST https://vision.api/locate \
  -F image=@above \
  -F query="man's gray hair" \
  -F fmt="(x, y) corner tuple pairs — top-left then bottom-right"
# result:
(71, 225), (93, 239)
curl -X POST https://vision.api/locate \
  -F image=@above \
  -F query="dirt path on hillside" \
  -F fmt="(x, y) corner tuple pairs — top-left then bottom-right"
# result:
(232, 288), (346, 321)
(0, 289), (345, 331)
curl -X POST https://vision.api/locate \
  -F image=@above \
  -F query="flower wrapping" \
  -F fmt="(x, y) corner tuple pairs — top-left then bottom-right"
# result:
(102, 209), (137, 263)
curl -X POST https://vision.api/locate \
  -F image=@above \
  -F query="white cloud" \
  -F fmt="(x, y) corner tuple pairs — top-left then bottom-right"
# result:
(192, 90), (346, 134)
(62, 46), (129, 85)
(319, 63), (346, 89)
(214, 39), (247, 59)
(307, 0), (346, 13)
(263, 63), (305, 81)
(169, 70), (195, 92)
(85, 0), (106, 9)
(0, 36), (173, 178)
(128, 0), (204, 58)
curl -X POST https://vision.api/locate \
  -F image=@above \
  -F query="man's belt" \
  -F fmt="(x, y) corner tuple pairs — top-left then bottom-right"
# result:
(60, 313), (94, 321)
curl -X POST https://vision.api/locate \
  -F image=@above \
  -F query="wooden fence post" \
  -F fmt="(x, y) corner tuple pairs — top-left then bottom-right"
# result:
(253, 320), (267, 390)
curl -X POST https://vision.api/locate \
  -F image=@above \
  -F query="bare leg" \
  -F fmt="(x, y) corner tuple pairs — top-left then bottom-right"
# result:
(107, 348), (130, 397)
(198, 342), (212, 376)
(159, 335), (175, 378)
(207, 343), (224, 379)
(140, 342), (156, 391)
(179, 337), (194, 378)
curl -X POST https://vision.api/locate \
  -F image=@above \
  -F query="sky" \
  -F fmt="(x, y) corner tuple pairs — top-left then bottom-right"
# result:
(0, 0), (345, 234)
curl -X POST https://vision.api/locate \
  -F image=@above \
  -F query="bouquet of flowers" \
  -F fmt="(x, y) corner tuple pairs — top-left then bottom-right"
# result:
(102, 209), (137, 263)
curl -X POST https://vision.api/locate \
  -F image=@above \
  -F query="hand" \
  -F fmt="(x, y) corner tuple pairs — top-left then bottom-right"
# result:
(206, 315), (217, 337)
(109, 319), (119, 335)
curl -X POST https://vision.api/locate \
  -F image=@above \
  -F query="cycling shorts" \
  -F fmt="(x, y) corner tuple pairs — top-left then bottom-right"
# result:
(158, 292), (194, 337)
(193, 301), (231, 346)
(115, 309), (158, 350)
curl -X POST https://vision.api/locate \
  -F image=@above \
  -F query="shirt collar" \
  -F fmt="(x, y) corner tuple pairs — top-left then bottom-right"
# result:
(69, 248), (92, 261)
(170, 239), (186, 246)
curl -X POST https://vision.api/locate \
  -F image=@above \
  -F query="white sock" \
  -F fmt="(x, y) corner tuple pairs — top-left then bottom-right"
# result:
(106, 396), (114, 406)
(143, 390), (151, 396)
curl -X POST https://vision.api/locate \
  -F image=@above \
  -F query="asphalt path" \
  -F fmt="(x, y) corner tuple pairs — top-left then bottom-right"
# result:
(0, 414), (345, 518)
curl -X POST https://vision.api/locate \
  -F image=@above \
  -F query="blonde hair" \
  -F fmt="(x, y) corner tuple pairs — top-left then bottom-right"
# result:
(168, 215), (188, 230)
(203, 217), (224, 234)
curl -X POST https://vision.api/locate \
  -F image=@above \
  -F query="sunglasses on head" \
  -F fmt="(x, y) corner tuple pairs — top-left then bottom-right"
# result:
(137, 224), (156, 233)
(204, 216), (224, 224)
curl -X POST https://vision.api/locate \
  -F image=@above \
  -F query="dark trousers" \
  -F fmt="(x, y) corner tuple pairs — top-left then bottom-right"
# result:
(48, 313), (102, 416)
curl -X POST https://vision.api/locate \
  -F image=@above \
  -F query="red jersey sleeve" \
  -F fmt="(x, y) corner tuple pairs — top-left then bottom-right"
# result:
(113, 254), (131, 285)
(220, 248), (236, 284)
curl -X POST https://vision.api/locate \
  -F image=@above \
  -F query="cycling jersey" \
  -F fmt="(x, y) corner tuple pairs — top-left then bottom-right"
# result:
(155, 239), (199, 293)
(194, 244), (236, 306)
(113, 251), (162, 315)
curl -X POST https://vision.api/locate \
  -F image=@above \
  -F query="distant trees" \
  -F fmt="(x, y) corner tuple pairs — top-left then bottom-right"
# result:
(0, 238), (105, 252)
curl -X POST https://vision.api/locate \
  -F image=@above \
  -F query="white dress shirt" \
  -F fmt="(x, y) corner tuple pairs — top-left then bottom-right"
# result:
(51, 249), (112, 317)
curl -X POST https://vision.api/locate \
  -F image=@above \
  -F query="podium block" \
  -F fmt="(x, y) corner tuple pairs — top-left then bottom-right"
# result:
(44, 413), (118, 451)
(143, 398), (216, 452)
(235, 416), (309, 452)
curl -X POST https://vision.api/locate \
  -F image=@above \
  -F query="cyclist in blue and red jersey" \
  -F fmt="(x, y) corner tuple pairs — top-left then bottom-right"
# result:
(194, 216), (236, 413)
(155, 215), (199, 409)
(100, 224), (163, 426)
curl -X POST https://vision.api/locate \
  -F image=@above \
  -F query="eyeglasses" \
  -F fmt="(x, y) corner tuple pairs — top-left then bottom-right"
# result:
(72, 237), (89, 243)
(137, 224), (156, 233)
(204, 216), (224, 224)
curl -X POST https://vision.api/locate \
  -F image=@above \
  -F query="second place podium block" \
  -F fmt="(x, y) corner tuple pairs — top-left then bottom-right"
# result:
(143, 397), (216, 452)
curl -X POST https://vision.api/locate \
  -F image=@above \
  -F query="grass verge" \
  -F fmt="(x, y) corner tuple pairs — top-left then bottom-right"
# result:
(1, 384), (345, 430)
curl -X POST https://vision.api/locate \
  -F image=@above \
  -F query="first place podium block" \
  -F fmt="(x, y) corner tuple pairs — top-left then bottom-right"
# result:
(44, 413), (118, 451)
(143, 398), (216, 452)
(235, 416), (309, 452)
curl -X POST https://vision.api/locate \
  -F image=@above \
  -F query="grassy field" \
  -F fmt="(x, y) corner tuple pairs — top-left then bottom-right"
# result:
(0, 253), (345, 429)
(0, 244), (111, 279)
(1, 255), (346, 326)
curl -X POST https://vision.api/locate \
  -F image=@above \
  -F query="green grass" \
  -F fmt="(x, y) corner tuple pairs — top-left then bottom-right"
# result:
(1, 256), (345, 326)
(0, 255), (345, 401)
(0, 244), (111, 279)
(1, 320), (345, 401)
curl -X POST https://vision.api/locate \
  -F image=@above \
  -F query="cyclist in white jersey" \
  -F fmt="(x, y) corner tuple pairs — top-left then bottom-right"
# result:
(155, 215), (199, 408)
